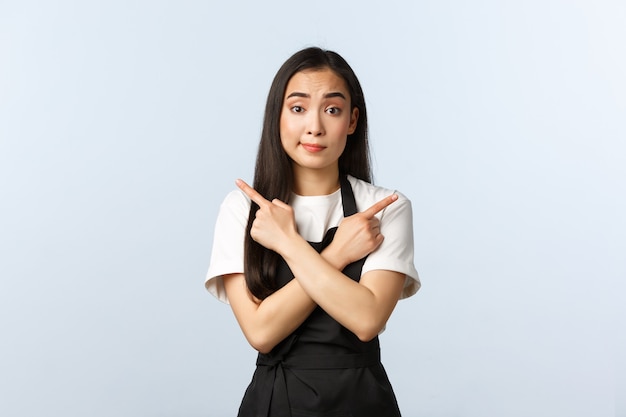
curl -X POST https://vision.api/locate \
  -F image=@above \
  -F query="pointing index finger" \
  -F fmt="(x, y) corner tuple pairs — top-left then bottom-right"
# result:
(362, 194), (398, 218)
(236, 179), (269, 207)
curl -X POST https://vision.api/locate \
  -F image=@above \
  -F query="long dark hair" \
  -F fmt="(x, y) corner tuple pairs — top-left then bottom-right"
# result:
(244, 47), (371, 300)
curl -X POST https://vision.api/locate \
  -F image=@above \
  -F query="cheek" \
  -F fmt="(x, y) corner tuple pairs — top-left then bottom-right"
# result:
(336, 120), (352, 138)
(279, 112), (295, 137)
(335, 137), (348, 156)
(279, 119), (294, 152)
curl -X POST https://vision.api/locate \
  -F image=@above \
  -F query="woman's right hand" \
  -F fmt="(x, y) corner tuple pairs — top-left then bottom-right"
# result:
(325, 194), (398, 268)
(236, 179), (301, 256)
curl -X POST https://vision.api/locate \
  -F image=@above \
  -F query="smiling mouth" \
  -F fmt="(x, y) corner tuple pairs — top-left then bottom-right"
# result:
(301, 143), (326, 153)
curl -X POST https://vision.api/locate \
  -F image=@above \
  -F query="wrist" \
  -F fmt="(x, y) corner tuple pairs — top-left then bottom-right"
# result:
(321, 244), (349, 270)
(279, 233), (309, 261)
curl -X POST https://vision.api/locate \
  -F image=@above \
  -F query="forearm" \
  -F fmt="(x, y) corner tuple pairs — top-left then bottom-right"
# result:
(281, 236), (402, 341)
(245, 278), (316, 353)
(225, 245), (353, 353)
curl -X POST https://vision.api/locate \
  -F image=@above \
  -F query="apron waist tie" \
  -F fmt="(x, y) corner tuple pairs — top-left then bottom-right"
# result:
(257, 348), (380, 369)
(252, 349), (381, 417)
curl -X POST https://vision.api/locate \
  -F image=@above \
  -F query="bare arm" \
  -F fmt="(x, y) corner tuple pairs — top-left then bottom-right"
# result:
(237, 179), (405, 343)
(282, 242), (405, 342)
(223, 275), (313, 354)
(223, 243), (345, 354)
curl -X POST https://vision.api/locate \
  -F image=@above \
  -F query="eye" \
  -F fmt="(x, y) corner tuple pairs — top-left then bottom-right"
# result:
(291, 106), (304, 113)
(326, 107), (341, 115)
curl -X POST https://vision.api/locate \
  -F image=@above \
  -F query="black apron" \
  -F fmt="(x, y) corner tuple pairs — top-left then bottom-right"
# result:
(238, 176), (402, 417)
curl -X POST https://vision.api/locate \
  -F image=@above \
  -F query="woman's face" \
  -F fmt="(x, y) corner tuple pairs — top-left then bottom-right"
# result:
(279, 68), (359, 178)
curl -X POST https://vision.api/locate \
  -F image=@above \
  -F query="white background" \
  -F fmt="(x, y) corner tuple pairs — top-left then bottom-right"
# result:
(1, 1), (623, 416)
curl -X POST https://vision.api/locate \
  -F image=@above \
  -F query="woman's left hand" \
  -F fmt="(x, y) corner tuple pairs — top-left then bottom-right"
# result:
(236, 179), (300, 254)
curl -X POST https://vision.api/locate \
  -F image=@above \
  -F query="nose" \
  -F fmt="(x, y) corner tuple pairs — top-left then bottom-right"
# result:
(306, 111), (325, 136)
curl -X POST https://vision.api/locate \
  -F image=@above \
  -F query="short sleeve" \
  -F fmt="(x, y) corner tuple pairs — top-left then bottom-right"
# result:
(205, 190), (250, 304)
(362, 193), (421, 299)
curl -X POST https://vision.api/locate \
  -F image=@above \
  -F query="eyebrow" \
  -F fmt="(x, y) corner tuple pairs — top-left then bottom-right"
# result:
(286, 91), (347, 100)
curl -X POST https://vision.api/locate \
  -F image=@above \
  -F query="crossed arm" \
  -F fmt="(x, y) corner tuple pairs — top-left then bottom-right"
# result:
(223, 179), (406, 354)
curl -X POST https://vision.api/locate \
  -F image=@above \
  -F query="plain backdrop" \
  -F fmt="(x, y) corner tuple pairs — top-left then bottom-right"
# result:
(1, 1), (624, 416)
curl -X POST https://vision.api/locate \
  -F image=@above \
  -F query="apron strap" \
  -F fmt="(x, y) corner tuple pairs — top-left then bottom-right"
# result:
(339, 175), (358, 217)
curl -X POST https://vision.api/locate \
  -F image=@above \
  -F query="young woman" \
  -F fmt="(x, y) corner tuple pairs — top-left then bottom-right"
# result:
(206, 47), (420, 417)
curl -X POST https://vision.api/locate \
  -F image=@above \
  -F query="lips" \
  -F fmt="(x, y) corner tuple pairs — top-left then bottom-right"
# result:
(301, 143), (326, 153)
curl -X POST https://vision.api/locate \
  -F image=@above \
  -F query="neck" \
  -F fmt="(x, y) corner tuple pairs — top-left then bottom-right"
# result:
(292, 165), (341, 196)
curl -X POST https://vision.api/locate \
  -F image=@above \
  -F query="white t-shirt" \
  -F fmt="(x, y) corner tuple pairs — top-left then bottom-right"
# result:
(205, 175), (420, 303)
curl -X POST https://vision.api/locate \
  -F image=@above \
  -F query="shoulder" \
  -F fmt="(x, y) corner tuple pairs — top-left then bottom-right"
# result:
(220, 189), (251, 211)
(216, 189), (251, 224)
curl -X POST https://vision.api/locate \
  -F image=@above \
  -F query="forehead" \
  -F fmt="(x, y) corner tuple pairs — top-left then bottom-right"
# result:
(284, 69), (350, 98)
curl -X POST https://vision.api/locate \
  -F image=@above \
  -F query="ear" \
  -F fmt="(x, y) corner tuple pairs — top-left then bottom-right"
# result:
(347, 107), (359, 135)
